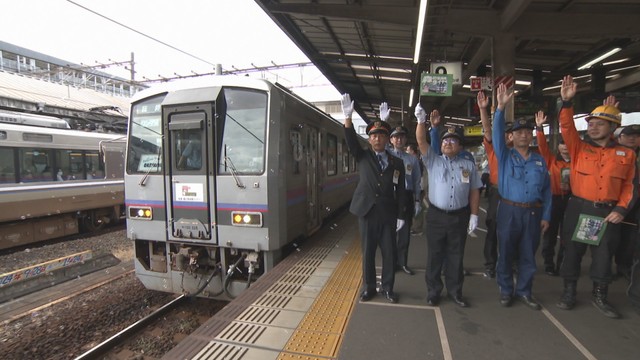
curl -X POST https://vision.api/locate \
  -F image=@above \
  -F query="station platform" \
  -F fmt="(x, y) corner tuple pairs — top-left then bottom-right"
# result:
(163, 199), (640, 360)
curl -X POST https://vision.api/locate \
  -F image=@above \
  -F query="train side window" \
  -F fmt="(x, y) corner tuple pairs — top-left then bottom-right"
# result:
(85, 151), (103, 179)
(290, 130), (302, 175)
(19, 148), (53, 182)
(326, 134), (337, 176)
(0, 147), (16, 184)
(218, 88), (267, 175)
(341, 140), (349, 174)
(55, 149), (83, 180)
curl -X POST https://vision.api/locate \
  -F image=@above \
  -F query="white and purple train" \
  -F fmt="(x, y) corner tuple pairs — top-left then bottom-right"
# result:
(125, 77), (363, 299)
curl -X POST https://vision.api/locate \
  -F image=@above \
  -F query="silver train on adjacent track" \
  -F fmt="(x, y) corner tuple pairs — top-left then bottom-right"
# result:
(125, 77), (363, 299)
(0, 110), (125, 250)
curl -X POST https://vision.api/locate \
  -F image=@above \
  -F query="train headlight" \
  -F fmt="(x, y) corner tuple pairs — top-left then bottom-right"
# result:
(231, 211), (262, 227)
(129, 206), (152, 220)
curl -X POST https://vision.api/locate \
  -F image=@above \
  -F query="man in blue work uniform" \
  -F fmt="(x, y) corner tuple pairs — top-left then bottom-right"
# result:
(492, 83), (551, 310)
(415, 105), (481, 307)
(383, 100), (422, 275)
(342, 94), (407, 303)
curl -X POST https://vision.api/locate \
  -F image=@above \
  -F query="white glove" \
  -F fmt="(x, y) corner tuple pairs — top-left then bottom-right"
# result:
(379, 102), (390, 121)
(396, 219), (405, 232)
(341, 93), (354, 119)
(468, 214), (478, 234)
(415, 104), (427, 124)
(414, 201), (422, 216)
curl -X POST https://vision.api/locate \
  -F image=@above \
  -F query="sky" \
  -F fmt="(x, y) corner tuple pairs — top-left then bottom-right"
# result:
(1, 0), (637, 124)
(1, 0), (341, 101)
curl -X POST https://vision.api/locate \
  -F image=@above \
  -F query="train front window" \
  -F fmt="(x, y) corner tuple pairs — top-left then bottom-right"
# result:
(127, 96), (164, 174)
(218, 89), (267, 175)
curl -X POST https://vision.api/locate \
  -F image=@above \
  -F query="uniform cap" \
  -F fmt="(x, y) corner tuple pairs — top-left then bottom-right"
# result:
(614, 124), (640, 137)
(586, 105), (621, 125)
(510, 118), (535, 131)
(441, 126), (464, 142)
(366, 120), (391, 135)
(390, 126), (408, 137)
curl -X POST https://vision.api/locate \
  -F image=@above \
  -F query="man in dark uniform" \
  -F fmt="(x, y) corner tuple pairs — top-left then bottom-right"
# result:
(556, 75), (637, 319)
(341, 93), (407, 303)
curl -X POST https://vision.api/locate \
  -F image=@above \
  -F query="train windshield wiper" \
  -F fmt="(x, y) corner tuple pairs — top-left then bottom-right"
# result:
(224, 155), (245, 189)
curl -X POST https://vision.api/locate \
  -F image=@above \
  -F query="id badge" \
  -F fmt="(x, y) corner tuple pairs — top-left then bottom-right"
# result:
(461, 169), (470, 184)
(393, 170), (400, 184)
(406, 164), (413, 176)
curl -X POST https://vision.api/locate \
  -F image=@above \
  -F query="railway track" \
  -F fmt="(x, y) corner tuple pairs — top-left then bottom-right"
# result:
(74, 295), (187, 359)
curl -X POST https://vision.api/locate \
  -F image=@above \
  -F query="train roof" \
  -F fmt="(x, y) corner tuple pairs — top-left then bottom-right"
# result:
(130, 75), (273, 104)
(1, 122), (124, 143)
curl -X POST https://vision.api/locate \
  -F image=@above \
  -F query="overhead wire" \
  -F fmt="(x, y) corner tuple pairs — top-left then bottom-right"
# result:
(66, 0), (216, 68)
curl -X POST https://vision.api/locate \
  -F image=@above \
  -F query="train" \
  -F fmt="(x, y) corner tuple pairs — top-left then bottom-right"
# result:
(0, 110), (126, 250)
(125, 76), (364, 299)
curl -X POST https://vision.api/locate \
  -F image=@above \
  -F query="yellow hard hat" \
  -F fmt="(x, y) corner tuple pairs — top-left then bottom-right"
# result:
(586, 105), (621, 125)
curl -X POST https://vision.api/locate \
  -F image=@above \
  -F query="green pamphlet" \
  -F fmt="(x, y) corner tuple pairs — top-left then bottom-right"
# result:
(571, 214), (607, 245)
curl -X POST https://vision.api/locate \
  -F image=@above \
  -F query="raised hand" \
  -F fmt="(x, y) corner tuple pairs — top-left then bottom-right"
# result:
(603, 95), (619, 108)
(476, 91), (489, 109)
(430, 109), (441, 127)
(341, 93), (354, 118)
(496, 83), (513, 110)
(535, 110), (547, 126)
(415, 104), (427, 124)
(379, 102), (390, 121)
(560, 75), (577, 101)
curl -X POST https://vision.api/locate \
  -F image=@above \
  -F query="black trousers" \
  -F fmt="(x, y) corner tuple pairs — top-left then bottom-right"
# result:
(425, 206), (470, 298)
(560, 196), (621, 284)
(483, 186), (499, 270)
(614, 206), (639, 271)
(542, 194), (569, 267)
(359, 209), (396, 293)
(397, 190), (415, 267)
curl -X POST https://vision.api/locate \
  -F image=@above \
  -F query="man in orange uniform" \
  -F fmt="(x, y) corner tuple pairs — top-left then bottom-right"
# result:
(556, 75), (637, 319)
(535, 111), (571, 276)
(477, 91), (510, 278)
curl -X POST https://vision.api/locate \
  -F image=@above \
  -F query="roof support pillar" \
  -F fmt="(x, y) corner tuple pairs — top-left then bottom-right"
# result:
(491, 33), (515, 123)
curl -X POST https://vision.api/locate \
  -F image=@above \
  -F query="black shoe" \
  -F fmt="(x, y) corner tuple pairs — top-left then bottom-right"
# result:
(426, 295), (440, 306)
(382, 290), (398, 303)
(545, 264), (558, 276)
(518, 295), (541, 310)
(360, 290), (376, 302)
(449, 295), (469, 308)
(483, 269), (496, 278)
(500, 294), (513, 307)
(400, 265), (415, 275)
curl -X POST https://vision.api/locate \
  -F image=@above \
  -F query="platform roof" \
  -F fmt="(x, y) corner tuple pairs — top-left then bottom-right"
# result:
(255, 0), (640, 128)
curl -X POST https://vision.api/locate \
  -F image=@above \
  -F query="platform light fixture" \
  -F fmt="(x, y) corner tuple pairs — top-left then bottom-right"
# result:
(413, 0), (429, 64)
(409, 88), (415, 107)
(577, 48), (622, 70)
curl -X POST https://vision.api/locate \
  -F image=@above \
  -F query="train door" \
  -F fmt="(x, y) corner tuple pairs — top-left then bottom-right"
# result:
(306, 126), (320, 230)
(166, 109), (215, 242)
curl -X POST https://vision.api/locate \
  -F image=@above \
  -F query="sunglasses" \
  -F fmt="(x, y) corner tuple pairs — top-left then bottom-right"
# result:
(442, 137), (459, 144)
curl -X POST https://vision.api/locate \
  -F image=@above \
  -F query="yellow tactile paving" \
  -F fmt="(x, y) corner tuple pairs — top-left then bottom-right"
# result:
(277, 235), (362, 360)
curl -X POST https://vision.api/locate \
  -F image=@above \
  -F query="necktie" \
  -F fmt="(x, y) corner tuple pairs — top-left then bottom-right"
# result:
(377, 154), (384, 171)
